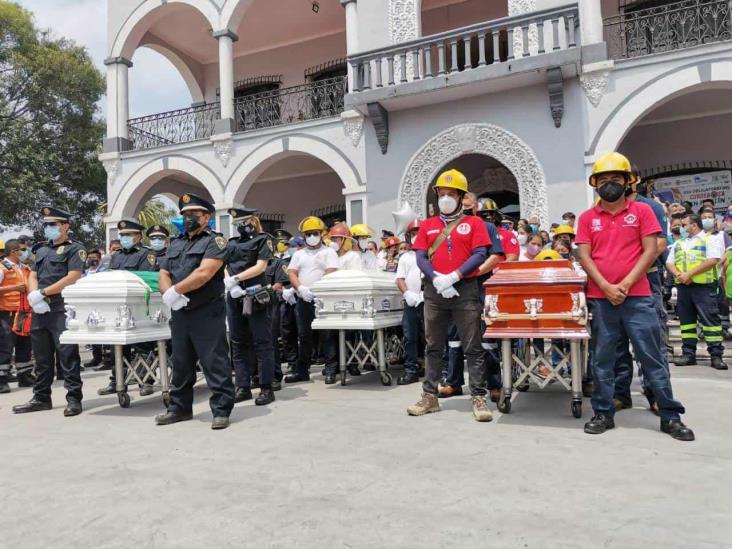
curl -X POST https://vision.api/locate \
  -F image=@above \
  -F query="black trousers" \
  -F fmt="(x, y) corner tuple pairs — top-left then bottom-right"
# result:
(0, 311), (32, 373)
(169, 300), (234, 417)
(226, 294), (276, 389)
(294, 299), (337, 376)
(271, 299), (297, 375)
(31, 310), (81, 402)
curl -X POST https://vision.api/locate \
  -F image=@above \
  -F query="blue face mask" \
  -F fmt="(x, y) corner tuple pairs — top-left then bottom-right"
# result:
(44, 225), (61, 241)
(702, 218), (715, 231)
(149, 238), (166, 252)
(680, 227), (689, 239)
(530, 224), (539, 232)
(19, 249), (30, 262)
(119, 235), (135, 250)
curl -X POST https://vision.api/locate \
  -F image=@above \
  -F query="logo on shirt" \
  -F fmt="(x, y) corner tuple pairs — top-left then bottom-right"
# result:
(623, 213), (638, 226)
(56, 246), (65, 255)
(510, 238), (518, 245)
(214, 236), (227, 250)
(147, 254), (156, 266)
(591, 219), (602, 232)
(427, 229), (440, 236)
(456, 223), (472, 235)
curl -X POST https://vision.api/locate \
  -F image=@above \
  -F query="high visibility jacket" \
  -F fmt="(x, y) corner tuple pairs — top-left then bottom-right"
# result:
(673, 234), (718, 284)
(0, 260), (29, 312)
(726, 251), (732, 299)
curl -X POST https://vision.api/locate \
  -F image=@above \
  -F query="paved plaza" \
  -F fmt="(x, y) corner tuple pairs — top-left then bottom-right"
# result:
(1, 358), (730, 549)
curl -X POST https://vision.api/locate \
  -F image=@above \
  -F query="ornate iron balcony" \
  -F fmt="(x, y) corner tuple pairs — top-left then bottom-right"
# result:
(604, 0), (732, 59)
(127, 103), (220, 151)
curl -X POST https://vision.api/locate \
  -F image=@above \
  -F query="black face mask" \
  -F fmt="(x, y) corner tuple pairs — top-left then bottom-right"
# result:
(88, 259), (99, 268)
(671, 227), (681, 235)
(462, 209), (473, 216)
(183, 214), (202, 232)
(237, 224), (256, 238)
(598, 181), (625, 203)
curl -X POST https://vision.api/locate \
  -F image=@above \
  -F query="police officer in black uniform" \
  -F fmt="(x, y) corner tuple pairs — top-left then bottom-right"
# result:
(142, 224), (170, 272)
(224, 207), (277, 406)
(13, 207), (86, 417)
(155, 193), (235, 430)
(267, 229), (298, 378)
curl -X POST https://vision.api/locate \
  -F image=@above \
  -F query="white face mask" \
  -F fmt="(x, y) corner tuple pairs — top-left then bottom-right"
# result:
(438, 195), (459, 215)
(357, 239), (369, 252)
(518, 234), (528, 246)
(329, 241), (340, 251)
(305, 235), (321, 247)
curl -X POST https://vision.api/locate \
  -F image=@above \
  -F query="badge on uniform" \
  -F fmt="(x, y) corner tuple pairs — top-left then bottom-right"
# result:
(282, 264), (288, 274)
(182, 194), (191, 204)
(267, 239), (274, 251)
(79, 250), (87, 262)
(215, 236), (227, 250)
(56, 246), (65, 255)
(148, 254), (156, 266)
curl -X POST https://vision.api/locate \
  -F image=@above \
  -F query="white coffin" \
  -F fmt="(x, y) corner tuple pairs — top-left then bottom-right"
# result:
(311, 270), (404, 330)
(59, 271), (171, 345)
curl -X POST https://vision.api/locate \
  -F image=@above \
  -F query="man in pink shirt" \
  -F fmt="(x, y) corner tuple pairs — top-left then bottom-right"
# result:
(576, 152), (694, 441)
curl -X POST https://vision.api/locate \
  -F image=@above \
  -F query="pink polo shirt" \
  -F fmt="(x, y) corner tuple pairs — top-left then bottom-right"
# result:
(575, 199), (661, 299)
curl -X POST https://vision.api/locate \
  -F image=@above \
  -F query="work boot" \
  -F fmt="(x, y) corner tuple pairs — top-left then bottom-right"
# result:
(347, 365), (361, 377)
(234, 387), (253, 403)
(94, 362), (112, 371)
(673, 355), (697, 367)
(211, 416), (230, 430)
(416, 365), (425, 377)
(12, 397), (52, 414)
(324, 374), (336, 384)
(661, 419), (695, 441)
(97, 382), (117, 396)
(255, 386), (275, 406)
(437, 384), (463, 398)
(83, 358), (101, 369)
(613, 398), (632, 411)
(489, 388), (501, 403)
(397, 372), (420, 385)
(139, 383), (154, 397)
(284, 373), (310, 384)
(272, 379), (282, 392)
(471, 396), (493, 422)
(406, 393), (440, 416)
(63, 399), (82, 417)
(155, 411), (193, 426)
(710, 357), (728, 370)
(584, 414), (615, 435)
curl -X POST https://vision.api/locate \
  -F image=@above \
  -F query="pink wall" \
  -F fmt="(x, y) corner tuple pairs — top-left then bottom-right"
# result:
(421, 0), (508, 36)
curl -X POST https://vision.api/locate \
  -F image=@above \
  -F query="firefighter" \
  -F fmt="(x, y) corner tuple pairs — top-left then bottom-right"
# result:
(350, 224), (379, 271)
(329, 223), (363, 270)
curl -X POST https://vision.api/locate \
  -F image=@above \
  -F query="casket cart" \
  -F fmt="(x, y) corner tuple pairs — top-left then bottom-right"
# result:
(311, 270), (404, 386)
(60, 271), (171, 408)
(483, 260), (589, 418)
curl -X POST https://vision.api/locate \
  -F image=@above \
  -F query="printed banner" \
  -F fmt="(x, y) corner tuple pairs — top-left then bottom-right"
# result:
(653, 170), (732, 214)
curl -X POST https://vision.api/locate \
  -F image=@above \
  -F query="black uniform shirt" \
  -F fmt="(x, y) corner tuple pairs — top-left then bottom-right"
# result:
(159, 229), (228, 309)
(267, 255), (292, 288)
(32, 239), (86, 311)
(226, 233), (274, 288)
(139, 247), (167, 272)
(109, 245), (148, 271)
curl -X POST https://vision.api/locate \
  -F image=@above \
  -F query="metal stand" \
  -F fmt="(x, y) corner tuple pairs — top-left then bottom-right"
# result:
(112, 341), (171, 408)
(338, 329), (393, 386)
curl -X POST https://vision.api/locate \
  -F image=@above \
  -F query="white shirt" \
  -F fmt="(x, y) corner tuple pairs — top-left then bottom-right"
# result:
(395, 250), (422, 293)
(361, 250), (378, 271)
(338, 250), (363, 270)
(666, 231), (723, 265)
(288, 245), (339, 287)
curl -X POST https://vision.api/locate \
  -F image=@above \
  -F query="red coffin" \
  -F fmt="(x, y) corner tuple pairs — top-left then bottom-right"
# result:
(483, 260), (590, 340)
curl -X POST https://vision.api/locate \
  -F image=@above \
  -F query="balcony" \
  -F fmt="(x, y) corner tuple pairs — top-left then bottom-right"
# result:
(127, 76), (347, 152)
(346, 3), (581, 112)
(604, 0), (732, 60)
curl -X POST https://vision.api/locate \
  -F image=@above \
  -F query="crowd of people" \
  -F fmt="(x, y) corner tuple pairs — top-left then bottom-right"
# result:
(1, 152), (729, 438)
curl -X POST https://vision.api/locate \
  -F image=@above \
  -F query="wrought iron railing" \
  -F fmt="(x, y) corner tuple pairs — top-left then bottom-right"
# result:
(604, 0), (732, 59)
(234, 76), (346, 132)
(127, 103), (220, 151)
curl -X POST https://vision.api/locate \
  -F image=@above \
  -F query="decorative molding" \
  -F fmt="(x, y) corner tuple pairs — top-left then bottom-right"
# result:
(389, 0), (419, 78)
(547, 67), (564, 128)
(508, 0), (537, 57)
(211, 133), (234, 168)
(212, 29), (239, 42)
(341, 110), (364, 147)
(580, 69), (610, 107)
(398, 123), (548, 227)
(103, 160), (120, 182)
(103, 56), (133, 67)
(367, 102), (389, 154)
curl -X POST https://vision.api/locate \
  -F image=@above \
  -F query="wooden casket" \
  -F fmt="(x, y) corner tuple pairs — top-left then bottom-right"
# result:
(310, 270), (403, 330)
(483, 260), (589, 340)
(60, 271), (171, 346)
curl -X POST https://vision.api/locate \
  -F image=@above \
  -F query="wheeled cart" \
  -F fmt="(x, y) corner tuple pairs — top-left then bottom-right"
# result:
(336, 326), (403, 386)
(112, 338), (171, 408)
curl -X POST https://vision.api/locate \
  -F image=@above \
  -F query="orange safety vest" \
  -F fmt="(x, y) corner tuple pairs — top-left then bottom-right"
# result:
(0, 260), (29, 312)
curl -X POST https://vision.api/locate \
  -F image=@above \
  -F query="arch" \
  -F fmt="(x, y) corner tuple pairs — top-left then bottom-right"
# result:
(589, 57), (732, 158)
(109, 156), (225, 219)
(139, 43), (205, 103)
(221, 0), (256, 33)
(110, 0), (220, 59)
(225, 134), (363, 204)
(398, 123), (548, 227)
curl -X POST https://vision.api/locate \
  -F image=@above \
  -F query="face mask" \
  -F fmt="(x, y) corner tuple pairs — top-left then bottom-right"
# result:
(560, 252), (570, 259)
(329, 241), (341, 251)
(305, 234), (321, 247)
(276, 242), (288, 254)
(702, 218), (715, 231)
(44, 225), (61, 241)
(671, 227), (681, 235)
(237, 223), (255, 238)
(183, 214), (202, 232)
(88, 259), (99, 268)
(527, 243), (542, 256)
(501, 223), (512, 231)
(680, 227), (689, 239)
(149, 238), (166, 251)
(597, 181), (625, 202)
(561, 219), (570, 225)
(357, 239), (369, 252)
(462, 208), (473, 216)
(438, 195), (459, 215)
(529, 224), (539, 232)
(19, 249), (30, 262)
(119, 236), (135, 250)
(518, 234), (528, 246)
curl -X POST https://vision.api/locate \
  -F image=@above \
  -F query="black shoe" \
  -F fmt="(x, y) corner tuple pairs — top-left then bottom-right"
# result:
(710, 357), (728, 370)
(94, 362), (113, 371)
(251, 376), (261, 389)
(255, 386), (275, 406)
(63, 399), (82, 417)
(673, 355), (697, 366)
(324, 374), (336, 384)
(285, 373), (310, 384)
(416, 366), (425, 377)
(347, 365), (361, 377)
(661, 419), (695, 441)
(397, 372), (420, 385)
(139, 384), (154, 396)
(17, 372), (35, 387)
(13, 398), (52, 414)
(97, 383), (117, 396)
(272, 379), (282, 392)
(234, 387), (253, 403)
(584, 414), (615, 435)
(363, 363), (377, 371)
(0, 379), (10, 394)
(83, 359), (101, 369)
(155, 411), (193, 426)
(211, 416), (230, 430)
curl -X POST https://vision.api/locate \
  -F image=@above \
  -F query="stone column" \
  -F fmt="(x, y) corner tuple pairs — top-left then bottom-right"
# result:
(103, 56), (133, 152)
(213, 29), (238, 134)
(580, 0), (604, 46)
(341, 0), (359, 92)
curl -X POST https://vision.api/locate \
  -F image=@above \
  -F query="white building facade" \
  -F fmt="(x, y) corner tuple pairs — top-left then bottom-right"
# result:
(101, 0), (732, 241)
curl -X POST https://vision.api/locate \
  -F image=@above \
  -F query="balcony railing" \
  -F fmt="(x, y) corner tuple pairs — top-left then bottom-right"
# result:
(128, 103), (220, 151)
(348, 4), (579, 92)
(235, 76), (346, 132)
(604, 0), (732, 60)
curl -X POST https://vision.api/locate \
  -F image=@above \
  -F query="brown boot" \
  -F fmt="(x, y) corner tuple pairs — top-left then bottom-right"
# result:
(406, 393), (440, 416)
(472, 396), (493, 422)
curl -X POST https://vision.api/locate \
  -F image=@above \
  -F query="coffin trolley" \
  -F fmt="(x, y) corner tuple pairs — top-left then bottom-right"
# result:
(60, 271), (171, 408)
(311, 270), (404, 386)
(483, 260), (590, 418)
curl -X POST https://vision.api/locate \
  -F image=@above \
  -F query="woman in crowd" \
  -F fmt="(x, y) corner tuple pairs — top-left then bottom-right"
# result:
(519, 233), (544, 261)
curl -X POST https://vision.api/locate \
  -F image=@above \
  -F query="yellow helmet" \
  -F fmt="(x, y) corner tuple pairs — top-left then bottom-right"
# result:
(0, 239), (4, 251)
(535, 249), (562, 261)
(350, 223), (374, 238)
(553, 225), (575, 237)
(298, 216), (326, 234)
(433, 169), (469, 194)
(589, 152), (638, 187)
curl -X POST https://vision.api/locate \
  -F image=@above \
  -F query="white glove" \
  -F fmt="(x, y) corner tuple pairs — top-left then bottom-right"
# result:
(163, 286), (184, 308)
(415, 291), (424, 306)
(32, 300), (51, 315)
(403, 291), (419, 307)
(224, 276), (240, 291)
(297, 286), (314, 303)
(440, 286), (460, 299)
(433, 271), (460, 293)
(282, 288), (297, 305)
(229, 285), (246, 299)
(28, 290), (45, 306)
(170, 295), (190, 311)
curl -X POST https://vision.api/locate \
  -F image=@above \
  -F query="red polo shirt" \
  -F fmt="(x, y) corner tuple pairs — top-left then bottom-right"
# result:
(497, 228), (520, 262)
(412, 216), (491, 278)
(575, 199), (661, 299)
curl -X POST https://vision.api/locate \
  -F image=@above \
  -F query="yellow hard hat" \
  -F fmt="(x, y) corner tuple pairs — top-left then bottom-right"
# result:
(350, 223), (374, 238)
(589, 152), (638, 187)
(535, 249), (562, 261)
(298, 216), (326, 234)
(0, 239), (4, 251)
(434, 169), (469, 194)
(553, 225), (575, 237)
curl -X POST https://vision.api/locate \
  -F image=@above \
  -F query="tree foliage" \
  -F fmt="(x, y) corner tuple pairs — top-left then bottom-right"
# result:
(0, 1), (106, 244)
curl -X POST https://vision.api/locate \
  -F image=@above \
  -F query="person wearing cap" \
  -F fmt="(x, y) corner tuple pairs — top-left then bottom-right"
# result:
(268, 229), (298, 379)
(287, 216), (339, 384)
(350, 224), (379, 271)
(381, 236), (401, 272)
(406, 169), (493, 422)
(576, 152), (694, 440)
(154, 193), (235, 430)
(142, 225), (171, 272)
(13, 207), (86, 416)
(223, 207), (278, 406)
(396, 219), (425, 385)
(329, 223), (363, 270)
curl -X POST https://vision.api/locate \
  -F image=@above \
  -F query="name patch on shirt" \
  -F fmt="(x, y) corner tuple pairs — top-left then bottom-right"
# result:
(591, 219), (602, 232)
(622, 213), (638, 227)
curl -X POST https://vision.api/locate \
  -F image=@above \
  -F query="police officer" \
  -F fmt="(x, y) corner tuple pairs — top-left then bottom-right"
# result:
(143, 225), (170, 271)
(268, 229), (297, 380)
(13, 207), (86, 416)
(224, 207), (278, 405)
(155, 193), (235, 430)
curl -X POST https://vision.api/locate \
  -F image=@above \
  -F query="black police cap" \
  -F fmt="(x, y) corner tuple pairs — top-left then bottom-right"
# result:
(179, 193), (215, 213)
(228, 206), (258, 221)
(146, 225), (170, 238)
(273, 229), (293, 241)
(41, 207), (71, 223)
(117, 219), (145, 234)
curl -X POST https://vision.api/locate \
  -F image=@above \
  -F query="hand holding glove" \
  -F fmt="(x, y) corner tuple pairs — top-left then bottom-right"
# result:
(224, 276), (240, 291)
(229, 285), (246, 299)
(297, 286), (314, 303)
(432, 271), (460, 293)
(28, 290), (45, 306)
(163, 286), (184, 308)
(282, 287), (297, 305)
(32, 300), (51, 315)
(439, 286), (460, 299)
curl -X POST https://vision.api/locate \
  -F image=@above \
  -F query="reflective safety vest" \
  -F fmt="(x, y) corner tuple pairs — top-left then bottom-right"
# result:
(673, 234), (718, 284)
(726, 251), (732, 299)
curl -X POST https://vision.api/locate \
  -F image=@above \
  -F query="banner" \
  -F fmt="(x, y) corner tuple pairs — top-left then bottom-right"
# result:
(653, 170), (732, 214)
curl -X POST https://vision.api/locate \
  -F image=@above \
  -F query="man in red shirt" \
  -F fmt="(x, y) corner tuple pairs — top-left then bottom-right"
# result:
(406, 169), (493, 422)
(576, 152), (694, 441)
